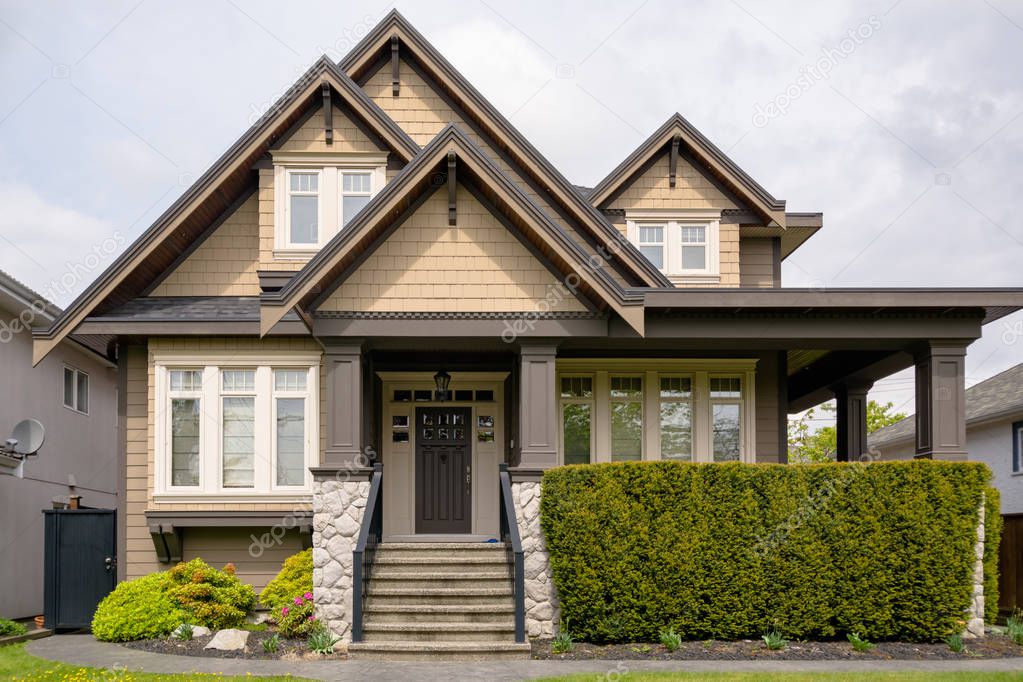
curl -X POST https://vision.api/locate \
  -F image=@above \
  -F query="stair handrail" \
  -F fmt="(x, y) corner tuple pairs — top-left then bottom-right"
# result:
(498, 463), (526, 643)
(351, 461), (383, 643)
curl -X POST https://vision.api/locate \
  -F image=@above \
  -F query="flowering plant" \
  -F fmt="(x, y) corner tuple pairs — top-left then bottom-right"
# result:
(275, 592), (316, 637)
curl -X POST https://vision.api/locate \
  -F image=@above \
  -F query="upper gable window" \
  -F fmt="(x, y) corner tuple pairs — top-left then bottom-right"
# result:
(626, 211), (720, 283)
(273, 153), (387, 257)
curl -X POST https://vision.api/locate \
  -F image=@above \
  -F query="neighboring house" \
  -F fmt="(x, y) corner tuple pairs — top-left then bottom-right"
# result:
(29, 11), (1023, 655)
(0, 271), (118, 620)
(870, 362), (1023, 513)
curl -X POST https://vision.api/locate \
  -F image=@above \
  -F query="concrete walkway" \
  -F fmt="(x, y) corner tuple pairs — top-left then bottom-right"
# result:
(25, 634), (1023, 681)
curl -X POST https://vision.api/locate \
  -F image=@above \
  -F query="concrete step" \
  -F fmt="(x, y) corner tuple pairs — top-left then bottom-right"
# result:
(347, 640), (531, 661)
(370, 571), (510, 588)
(363, 603), (515, 624)
(373, 543), (508, 561)
(362, 621), (515, 642)
(372, 555), (511, 572)
(365, 585), (514, 606)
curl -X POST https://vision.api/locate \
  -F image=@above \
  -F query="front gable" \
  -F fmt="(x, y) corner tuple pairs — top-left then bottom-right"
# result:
(318, 186), (588, 314)
(605, 150), (744, 213)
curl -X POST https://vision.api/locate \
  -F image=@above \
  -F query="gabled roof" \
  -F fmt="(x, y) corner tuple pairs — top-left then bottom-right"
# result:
(589, 113), (788, 227)
(32, 57), (420, 365)
(339, 10), (671, 289)
(260, 125), (646, 336)
(869, 363), (1023, 449)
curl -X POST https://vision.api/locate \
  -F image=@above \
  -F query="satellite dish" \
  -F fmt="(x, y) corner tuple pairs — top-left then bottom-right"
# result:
(11, 419), (44, 456)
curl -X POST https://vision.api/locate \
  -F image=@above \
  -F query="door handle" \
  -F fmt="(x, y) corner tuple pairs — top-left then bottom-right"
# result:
(104, 556), (116, 572)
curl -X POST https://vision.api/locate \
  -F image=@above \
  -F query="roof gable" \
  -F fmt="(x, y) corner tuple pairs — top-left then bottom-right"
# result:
(340, 10), (670, 289)
(261, 125), (645, 336)
(589, 114), (787, 227)
(33, 57), (420, 365)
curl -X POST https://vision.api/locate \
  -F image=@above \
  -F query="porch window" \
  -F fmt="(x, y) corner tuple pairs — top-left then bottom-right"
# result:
(155, 354), (319, 498)
(610, 376), (643, 461)
(710, 377), (742, 462)
(659, 376), (693, 461)
(560, 376), (593, 465)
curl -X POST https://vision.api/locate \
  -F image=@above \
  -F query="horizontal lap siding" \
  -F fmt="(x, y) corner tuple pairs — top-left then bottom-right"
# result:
(181, 527), (305, 593)
(739, 238), (777, 288)
(320, 187), (588, 313)
(755, 352), (784, 463)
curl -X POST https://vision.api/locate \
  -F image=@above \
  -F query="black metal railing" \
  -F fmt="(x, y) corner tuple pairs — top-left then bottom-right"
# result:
(351, 462), (383, 643)
(498, 463), (526, 643)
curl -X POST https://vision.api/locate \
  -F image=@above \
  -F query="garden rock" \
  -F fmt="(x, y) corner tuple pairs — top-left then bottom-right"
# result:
(203, 628), (249, 651)
(173, 624), (211, 638)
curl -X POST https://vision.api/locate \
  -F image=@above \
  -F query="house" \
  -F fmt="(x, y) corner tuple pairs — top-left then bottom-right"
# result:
(0, 270), (118, 620)
(870, 363), (1023, 615)
(29, 10), (1023, 657)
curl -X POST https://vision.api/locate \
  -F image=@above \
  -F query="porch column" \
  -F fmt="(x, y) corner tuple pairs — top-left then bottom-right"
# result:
(323, 340), (366, 468)
(914, 341), (968, 460)
(517, 344), (559, 470)
(833, 379), (873, 462)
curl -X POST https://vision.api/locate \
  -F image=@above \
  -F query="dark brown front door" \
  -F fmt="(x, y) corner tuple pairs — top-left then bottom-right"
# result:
(415, 406), (471, 534)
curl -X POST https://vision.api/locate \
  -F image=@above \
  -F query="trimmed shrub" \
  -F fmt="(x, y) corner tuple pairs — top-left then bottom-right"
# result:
(92, 573), (187, 642)
(0, 618), (28, 637)
(983, 487), (1003, 624)
(259, 548), (313, 612)
(541, 460), (995, 643)
(166, 559), (255, 630)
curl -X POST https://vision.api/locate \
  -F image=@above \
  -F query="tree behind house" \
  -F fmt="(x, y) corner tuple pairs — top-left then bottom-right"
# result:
(788, 400), (906, 463)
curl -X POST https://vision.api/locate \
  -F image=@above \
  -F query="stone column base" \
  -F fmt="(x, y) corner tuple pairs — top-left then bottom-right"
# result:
(512, 480), (560, 638)
(312, 478), (370, 644)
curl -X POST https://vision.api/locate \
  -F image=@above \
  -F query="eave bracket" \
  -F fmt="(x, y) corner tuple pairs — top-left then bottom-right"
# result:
(391, 36), (400, 97)
(321, 82), (333, 145)
(669, 133), (681, 188)
(447, 152), (457, 226)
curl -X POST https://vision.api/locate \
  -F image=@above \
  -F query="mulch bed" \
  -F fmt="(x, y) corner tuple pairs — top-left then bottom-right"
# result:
(123, 630), (344, 661)
(531, 634), (1023, 660)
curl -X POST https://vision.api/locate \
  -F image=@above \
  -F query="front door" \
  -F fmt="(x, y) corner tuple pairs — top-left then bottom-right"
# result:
(415, 406), (471, 534)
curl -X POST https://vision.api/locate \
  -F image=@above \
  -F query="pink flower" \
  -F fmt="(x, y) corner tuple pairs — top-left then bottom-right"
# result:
(307, 616), (314, 621)
(304, 592), (313, 601)
(294, 596), (303, 605)
(281, 607), (289, 616)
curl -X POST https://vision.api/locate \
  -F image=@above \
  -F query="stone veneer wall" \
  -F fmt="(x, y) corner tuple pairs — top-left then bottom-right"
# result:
(966, 498), (986, 638)
(512, 480), (560, 637)
(312, 478), (370, 644)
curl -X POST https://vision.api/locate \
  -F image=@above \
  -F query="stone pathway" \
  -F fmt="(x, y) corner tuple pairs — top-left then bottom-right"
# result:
(26, 634), (1023, 681)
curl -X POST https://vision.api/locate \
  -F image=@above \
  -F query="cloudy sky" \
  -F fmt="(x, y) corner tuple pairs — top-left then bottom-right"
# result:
(1, 0), (1021, 418)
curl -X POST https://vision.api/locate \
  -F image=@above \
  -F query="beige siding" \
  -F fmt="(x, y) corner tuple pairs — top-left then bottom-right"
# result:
(363, 59), (631, 289)
(754, 352), (784, 464)
(607, 152), (741, 212)
(720, 222), (740, 288)
(150, 194), (261, 296)
(182, 527), (305, 592)
(125, 337), (321, 581)
(277, 104), (382, 154)
(321, 187), (587, 313)
(739, 238), (777, 288)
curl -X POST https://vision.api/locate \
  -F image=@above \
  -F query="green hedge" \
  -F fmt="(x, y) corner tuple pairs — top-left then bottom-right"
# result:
(259, 548), (312, 612)
(540, 460), (996, 643)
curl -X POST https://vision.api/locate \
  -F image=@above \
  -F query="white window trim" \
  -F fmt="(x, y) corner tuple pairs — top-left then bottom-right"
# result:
(273, 152), (387, 259)
(153, 351), (320, 502)
(555, 359), (756, 465)
(62, 365), (89, 415)
(626, 209), (721, 283)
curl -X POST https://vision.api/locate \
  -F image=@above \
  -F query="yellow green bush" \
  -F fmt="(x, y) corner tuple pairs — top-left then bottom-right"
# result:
(259, 548), (313, 612)
(91, 573), (187, 642)
(540, 460), (999, 643)
(166, 559), (255, 629)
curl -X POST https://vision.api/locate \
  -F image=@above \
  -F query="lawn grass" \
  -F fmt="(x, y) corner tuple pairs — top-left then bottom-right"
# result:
(0, 642), (310, 681)
(538, 674), (1023, 682)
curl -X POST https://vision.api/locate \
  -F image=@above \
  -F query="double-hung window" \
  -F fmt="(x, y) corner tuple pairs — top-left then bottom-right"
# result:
(62, 366), (89, 414)
(626, 213), (721, 281)
(659, 376), (693, 461)
(559, 376), (594, 465)
(155, 354), (319, 498)
(610, 376), (643, 461)
(274, 155), (386, 255)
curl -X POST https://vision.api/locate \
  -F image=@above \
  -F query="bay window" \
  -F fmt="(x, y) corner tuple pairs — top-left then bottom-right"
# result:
(556, 360), (755, 464)
(626, 211), (721, 281)
(155, 353), (319, 498)
(273, 153), (387, 256)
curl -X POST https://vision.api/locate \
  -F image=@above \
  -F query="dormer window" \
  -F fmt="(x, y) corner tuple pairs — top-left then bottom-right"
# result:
(626, 210), (721, 283)
(273, 152), (387, 258)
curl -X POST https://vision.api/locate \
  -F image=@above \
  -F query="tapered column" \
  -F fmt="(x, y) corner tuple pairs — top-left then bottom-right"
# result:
(914, 341), (968, 460)
(324, 340), (365, 468)
(517, 344), (559, 470)
(833, 380), (873, 462)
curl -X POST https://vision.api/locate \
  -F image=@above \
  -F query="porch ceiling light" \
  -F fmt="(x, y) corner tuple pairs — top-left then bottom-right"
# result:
(434, 370), (451, 400)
